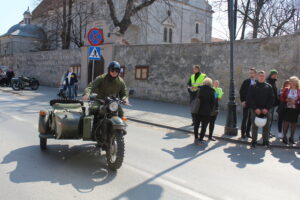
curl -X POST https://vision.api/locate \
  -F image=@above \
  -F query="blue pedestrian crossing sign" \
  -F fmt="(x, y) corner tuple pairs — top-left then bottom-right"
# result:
(88, 46), (101, 60)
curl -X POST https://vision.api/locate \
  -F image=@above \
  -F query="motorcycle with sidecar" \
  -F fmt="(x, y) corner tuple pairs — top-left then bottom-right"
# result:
(11, 76), (39, 91)
(38, 94), (127, 170)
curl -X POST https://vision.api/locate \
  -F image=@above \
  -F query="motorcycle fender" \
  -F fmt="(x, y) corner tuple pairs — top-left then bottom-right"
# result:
(39, 110), (50, 134)
(110, 116), (127, 132)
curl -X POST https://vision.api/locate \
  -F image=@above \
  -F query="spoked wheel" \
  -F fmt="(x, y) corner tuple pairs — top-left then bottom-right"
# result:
(106, 131), (125, 170)
(12, 82), (20, 91)
(40, 138), (47, 150)
(31, 81), (39, 90)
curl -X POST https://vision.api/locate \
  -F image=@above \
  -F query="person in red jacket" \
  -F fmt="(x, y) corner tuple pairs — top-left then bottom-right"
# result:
(280, 76), (300, 144)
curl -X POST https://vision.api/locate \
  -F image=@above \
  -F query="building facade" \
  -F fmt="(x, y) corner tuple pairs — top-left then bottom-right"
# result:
(30, 0), (212, 49)
(0, 8), (46, 56)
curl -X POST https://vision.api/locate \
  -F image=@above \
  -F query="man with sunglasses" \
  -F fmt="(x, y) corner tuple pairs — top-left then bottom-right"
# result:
(82, 61), (129, 117)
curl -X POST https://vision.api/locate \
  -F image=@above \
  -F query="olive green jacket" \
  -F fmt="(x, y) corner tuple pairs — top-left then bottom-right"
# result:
(84, 74), (128, 100)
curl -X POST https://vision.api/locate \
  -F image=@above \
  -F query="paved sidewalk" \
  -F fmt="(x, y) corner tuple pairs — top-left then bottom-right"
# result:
(1, 86), (300, 149)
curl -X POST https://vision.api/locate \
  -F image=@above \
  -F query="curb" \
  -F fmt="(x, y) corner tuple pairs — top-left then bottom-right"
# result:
(127, 117), (300, 150)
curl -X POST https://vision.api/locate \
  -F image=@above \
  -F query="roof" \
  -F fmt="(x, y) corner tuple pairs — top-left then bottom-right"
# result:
(1, 24), (46, 40)
(32, 0), (63, 19)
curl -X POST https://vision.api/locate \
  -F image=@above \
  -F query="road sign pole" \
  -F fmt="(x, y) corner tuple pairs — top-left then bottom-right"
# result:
(92, 60), (95, 81)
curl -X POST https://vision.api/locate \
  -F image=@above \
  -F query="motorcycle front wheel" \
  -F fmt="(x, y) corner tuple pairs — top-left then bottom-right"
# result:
(12, 82), (21, 91)
(31, 81), (39, 90)
(106, 131), (125, 170)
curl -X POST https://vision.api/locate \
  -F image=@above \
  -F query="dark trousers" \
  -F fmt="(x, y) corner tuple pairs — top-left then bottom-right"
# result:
(209, 114), (218, 138)
(251, 110), (272, 143)
(241, 107), (252, 136)
(190, 92), (197, 122)
(277, 112), (284, 132)
(269, 107), (275, 133)
(193, 114), (210, 140)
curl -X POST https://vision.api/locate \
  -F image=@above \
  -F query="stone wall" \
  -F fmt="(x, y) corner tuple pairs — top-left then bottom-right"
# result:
(0, 49), (81, 87)
(114, 33), (300, 110)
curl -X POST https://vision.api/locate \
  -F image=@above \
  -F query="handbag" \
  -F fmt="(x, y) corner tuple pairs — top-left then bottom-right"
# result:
(276, 102), (286, 114)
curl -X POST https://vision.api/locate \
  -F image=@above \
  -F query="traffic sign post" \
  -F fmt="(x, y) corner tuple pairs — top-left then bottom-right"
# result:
(87, 27), (104, 81)
(88, 46), (101, 81)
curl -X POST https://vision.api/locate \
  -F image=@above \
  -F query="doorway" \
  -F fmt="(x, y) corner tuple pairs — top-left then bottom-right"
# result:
(88, 55), (105, 84)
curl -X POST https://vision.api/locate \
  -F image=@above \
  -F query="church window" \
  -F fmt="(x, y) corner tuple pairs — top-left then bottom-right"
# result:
(163, 27), (168, 42)
(196, 23), (199, 34)
(169, 28), (173, 43)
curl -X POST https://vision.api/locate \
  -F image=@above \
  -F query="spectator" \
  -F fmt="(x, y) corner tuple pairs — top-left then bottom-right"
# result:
(239, 68), (257, 139)
(266, 69), (279, 138)
(247, 71), (274, 148)
(6, 67), (15, 86)
(64, 67), (78, 99)
(276, 80), (290, 138)
(280, 76), (300, 145)
(193, 77), (215, 145)
(188, 65), (206, 126)
(0, 69), (6, 85)
(208, 80), (224, 141)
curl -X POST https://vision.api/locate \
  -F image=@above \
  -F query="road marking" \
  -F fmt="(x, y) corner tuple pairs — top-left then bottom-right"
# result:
(124, 163), (215, 200)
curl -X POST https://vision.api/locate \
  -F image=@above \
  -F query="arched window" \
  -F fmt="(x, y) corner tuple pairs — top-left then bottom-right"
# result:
(169, 28), (173, 43)
(196, 23), (199, 34)
(163, 27), (168, 42)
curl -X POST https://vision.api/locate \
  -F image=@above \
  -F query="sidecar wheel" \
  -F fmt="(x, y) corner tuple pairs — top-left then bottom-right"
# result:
(106, 131), (124, 170)
(40, 138), (47, 150)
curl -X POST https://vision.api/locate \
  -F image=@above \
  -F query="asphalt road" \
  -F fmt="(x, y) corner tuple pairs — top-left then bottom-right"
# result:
(1, 90), (300, 200)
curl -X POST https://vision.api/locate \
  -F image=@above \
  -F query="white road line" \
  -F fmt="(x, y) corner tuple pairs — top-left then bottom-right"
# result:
(124, 163), (215, 200)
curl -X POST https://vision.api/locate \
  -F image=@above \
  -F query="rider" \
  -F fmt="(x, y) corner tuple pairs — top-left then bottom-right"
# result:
(82, 61), (129, 117)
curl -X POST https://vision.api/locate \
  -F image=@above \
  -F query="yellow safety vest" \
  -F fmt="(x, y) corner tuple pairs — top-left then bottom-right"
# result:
(191, 73), (206, 91)
(214, 87), (224, 99)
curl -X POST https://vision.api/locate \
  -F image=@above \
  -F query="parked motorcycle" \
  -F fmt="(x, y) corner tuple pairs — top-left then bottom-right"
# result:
(38, 94), (127, 170)
(11, 76), (39, 91)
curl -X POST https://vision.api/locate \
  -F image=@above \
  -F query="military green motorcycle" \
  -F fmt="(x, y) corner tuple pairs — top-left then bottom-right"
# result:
(38, 94), (127, 170)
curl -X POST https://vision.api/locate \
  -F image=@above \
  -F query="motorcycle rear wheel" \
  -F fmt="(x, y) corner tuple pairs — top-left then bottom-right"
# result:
(31, 81), (39, 90)
(106, 131), (125, 170)
(40, 138), (47, 150)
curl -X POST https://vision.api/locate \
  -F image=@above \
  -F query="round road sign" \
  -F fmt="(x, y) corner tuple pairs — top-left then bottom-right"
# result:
(88, 28), (104, 46)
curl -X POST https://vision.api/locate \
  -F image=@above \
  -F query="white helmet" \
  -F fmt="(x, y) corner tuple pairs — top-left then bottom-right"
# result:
(254, 115), (267, 128)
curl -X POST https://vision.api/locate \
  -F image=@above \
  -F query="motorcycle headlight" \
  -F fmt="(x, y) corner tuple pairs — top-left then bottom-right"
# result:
(109, 102), (119, 112)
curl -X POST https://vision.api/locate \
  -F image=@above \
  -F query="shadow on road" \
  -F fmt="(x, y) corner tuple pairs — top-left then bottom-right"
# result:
(271, 149), (300, 170)
(223, 144), (266, 168)
(1, 144), (116, 192)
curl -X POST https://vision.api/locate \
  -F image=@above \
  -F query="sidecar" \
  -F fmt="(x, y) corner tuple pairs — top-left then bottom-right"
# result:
(38, 99), (95, 149)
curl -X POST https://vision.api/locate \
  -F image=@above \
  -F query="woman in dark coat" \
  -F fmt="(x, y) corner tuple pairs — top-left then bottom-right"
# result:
(193, 77), (215, 144)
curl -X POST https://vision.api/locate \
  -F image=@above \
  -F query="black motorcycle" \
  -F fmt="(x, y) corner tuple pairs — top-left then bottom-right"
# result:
(11, 76), (39, 91)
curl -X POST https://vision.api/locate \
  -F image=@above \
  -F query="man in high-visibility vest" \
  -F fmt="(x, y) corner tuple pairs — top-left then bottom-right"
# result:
(187, 65), (206, 125)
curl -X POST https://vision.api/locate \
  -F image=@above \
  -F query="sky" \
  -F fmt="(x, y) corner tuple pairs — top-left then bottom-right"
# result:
(0, 0), (37, 35)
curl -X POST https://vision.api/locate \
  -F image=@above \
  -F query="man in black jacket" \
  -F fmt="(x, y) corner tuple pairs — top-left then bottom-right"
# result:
(247, 71), (275, 148)
(266, 69), (279, 138)
(239, 68), (257, 138)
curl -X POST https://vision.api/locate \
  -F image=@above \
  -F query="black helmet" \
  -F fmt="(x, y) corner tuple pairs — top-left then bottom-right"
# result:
(108, 61), (121, 72)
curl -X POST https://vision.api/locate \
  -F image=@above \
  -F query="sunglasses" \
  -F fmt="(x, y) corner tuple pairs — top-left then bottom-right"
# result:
(110, 68), (120, 73)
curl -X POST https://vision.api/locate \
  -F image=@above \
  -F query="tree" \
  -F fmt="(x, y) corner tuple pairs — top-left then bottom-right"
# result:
(106, 0), (166, 35)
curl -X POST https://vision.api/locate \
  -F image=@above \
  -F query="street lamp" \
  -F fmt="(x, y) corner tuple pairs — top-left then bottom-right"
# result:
(224, 0), (238, 136)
